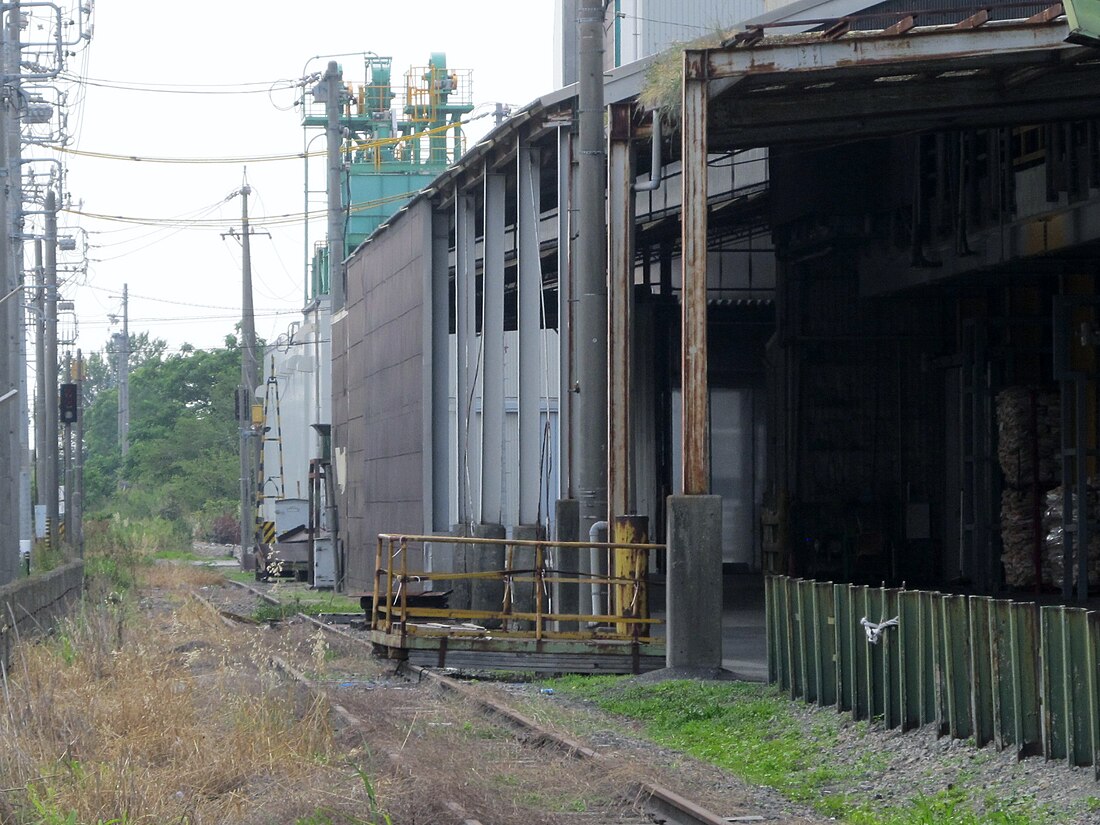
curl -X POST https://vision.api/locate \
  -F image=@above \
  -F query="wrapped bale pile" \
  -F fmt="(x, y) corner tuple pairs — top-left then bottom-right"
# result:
(997, 387), (1060, 587)
(1044, 486), (1100, 588)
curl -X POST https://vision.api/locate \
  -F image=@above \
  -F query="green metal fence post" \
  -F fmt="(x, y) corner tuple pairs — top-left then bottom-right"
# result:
(968, 596), (994, 747)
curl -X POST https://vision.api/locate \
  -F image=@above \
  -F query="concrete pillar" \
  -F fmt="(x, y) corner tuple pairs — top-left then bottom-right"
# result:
(665, 495), (723, 670)
(554, 498), (580, 631)
(510, 523), (545, 630)
(447, 524), (472, 612)
(470, 522), (505, 624)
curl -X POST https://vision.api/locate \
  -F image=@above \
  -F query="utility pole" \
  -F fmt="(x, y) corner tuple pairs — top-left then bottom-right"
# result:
(62, 350), (71, 542)
(324, 61), (346, 309)
(575, 0), (608, 549)
(74, 348), (82, 556)
(8, 1), (29, 565)
(0, 3), (15, 584)
(117, 283), (129, 459)
(237, 178), (260, 570)
(33, 239), (43, 522)
(44, 189), (58, 551)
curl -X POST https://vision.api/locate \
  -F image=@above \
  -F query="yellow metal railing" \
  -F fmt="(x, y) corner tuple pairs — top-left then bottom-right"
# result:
(371, 533), (666, 643)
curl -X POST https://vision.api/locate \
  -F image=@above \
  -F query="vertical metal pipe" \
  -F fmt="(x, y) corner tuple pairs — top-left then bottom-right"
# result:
(681, 52), (710, 495)
(455, 192), (476, 524)
(430, 209), (451, 530)
(325, 61), (346, 309)
(576, 0), (608, 530)
(482, 173), (506, 525)
(556, 126), (573, 499)
(518, 142), (542, 526)
(608, 102), (635, 518)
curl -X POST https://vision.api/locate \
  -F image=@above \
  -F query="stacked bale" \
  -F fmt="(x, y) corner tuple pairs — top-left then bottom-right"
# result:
(997, 387), (1060, 588)
(1043, 486), (1100, 588)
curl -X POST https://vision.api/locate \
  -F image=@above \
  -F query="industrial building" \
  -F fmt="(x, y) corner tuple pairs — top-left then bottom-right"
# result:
(264, 0), (1100, 664)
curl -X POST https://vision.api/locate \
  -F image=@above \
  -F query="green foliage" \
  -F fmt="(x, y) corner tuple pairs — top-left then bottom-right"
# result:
(82, 514), (189, 596)
(25, 783), (127, 825)
(82, 333), (243, 541)
(544, 677), (1046, 825)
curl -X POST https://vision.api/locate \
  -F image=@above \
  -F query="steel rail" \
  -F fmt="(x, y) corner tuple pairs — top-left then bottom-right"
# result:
(297, 611), (740, 825)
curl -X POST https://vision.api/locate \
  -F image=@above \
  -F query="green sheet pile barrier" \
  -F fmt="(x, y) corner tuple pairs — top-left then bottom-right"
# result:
(765, 576), (1100, 777)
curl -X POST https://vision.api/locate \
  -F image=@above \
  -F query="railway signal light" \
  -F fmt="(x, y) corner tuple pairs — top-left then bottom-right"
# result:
(60, 382), (79, 424)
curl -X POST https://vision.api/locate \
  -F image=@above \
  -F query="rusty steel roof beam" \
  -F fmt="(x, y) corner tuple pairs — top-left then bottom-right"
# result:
(699, 17), (1076, 82)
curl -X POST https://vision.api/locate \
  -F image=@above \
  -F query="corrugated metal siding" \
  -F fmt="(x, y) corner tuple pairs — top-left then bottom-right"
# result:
(338, 200), (431, 592)
(850, 0), (1049, 28)
(638, 0), (764, 56)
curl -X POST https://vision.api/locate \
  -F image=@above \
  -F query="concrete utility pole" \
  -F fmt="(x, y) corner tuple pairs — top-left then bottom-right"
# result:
(44, 189), (58, 550)
(63, 350), (71, 541)
(575, 0), (609, 571)
(8, 1), (29, 563)
(0, 4), (16, 584)
(33, 240), (44, 519)
(74, 348), (83, 556)
(324, 61), (346, 309)
(237, 179), (260, 570)
(117, 283), (129, 459)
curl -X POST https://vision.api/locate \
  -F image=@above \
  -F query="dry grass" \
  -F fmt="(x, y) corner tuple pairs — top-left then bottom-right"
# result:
(639, 28), (738, 125)
(331, 681), (637, 824)
(0, 580), (380, 825)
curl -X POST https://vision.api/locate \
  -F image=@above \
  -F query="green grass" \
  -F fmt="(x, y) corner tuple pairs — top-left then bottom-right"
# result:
(543, 676), (1050, 825)
(545, 676), (850, 799)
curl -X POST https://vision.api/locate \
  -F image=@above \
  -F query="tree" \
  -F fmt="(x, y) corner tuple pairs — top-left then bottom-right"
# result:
(81, 332), (242, 536)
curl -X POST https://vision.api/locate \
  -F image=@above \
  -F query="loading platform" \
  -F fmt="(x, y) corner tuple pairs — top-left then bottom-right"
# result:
(368, 532), (666, 674)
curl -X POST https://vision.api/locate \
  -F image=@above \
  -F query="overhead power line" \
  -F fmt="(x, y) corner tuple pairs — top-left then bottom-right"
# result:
(64, 189), (420, 229)
(46, 118), (476, 165)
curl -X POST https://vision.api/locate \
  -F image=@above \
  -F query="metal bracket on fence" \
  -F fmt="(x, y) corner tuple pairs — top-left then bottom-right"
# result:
(860, 616), (899, 644)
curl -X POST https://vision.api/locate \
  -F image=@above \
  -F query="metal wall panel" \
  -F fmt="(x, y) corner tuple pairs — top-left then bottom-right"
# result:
(338, 200), (432, 591)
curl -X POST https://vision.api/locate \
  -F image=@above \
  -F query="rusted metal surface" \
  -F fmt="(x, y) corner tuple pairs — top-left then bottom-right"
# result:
(607, 102), (635, 519)
(612, 515), (649, 635)
(955, 9), (992, 28)
(681, 55), (710, 496)
(1027, 3), (1064, 23)
(883, 14), (916, 35)
(704, 18), (1076, 80)
(371, 532), (664, 647)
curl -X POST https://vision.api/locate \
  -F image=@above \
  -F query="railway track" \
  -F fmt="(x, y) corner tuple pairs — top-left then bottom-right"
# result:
(211, 580), (784, 825)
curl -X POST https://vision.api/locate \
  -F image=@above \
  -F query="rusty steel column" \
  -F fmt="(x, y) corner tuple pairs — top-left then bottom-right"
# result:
(575, 0), (608, 539)
(608, 102), (635, 520)
(680, 50), (710, 496)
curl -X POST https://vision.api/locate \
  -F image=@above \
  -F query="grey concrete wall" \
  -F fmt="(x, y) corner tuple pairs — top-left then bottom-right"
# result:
(337, 201), (431, 592)
(0, 560), (83, 667)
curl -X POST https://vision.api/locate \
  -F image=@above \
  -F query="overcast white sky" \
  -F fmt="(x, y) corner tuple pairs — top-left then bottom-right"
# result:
(51, 1), (557, 361)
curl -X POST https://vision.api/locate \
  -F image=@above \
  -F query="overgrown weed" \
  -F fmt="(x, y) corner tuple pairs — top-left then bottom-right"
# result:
(0, 564), (379, 823)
